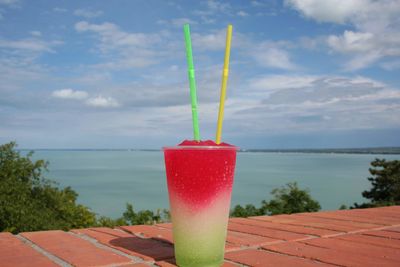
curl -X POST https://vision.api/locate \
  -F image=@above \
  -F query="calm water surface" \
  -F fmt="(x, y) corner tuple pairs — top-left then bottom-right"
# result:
(32, 151), (400, 218)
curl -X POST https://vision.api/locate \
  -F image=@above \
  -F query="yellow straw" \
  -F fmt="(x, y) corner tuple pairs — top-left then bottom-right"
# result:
(216, 24), (233, 144)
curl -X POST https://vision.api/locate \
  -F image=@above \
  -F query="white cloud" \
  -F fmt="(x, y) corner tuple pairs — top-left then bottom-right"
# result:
(169, 18), (197, 27)
(253, 46), (297, 70)
(192, 29), (226, 50)
(327, 31), (374, 53)
(285, 0), (362, 24)
(206, 0), (230, 11)
(85, 95), (120, 108)
(249, 75), (317, 92)
(232, 74), (400, 133)
(191, 28), (297, 69)
(237, 11), (249, 17)
(345, 52), (382, 71)
(53, 7), (67, 12)
(194, 0), (232, 23)
(0, 38), (57, 52)
(29, 31), (42, 37)
(52, 89), (88, 100)
(75, 21), (161, 69)
(381, 60), (400, 71)
(286, 0), (400, 70)
(75, 21), (158, 50)
(251, 1), (265, 6)
(0, 0), (19, 6)
(74, 8), (103, 18)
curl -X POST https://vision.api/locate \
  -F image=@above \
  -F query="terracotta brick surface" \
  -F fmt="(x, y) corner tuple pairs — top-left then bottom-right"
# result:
(155, 258), (240, 267)
(156, 223), (173, 229)
(336, 233), (400, 249)
(301, 237), (400, 263)
(228, 221), (310, 241)
(225, 229), (280, 247)
(300, 210), (400, 225)
(263, 241), (399, 266)
(253, 213), (379, 232)
(21, 230), (131, 266)
(386, 226), (400, 233)
(121, 264), (151, 267)
(225, 249), (329, 266)
(119, 225), (174, 243)
(233, 217), (341, 237)
(3, 206), (400, 267)
(0, 232), (57, 267)
(362, 229), (400, 240)
(349, 208), (400, 220)
(72, 227), (174, 261)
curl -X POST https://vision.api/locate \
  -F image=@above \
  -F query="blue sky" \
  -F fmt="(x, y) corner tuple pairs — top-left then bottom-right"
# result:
(1, 0), (399, 148)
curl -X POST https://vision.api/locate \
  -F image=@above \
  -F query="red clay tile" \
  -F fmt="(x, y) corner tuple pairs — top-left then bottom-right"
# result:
(0, 232), (58, 267)
(386, 226), (400, 233)
(350, 208), (400, 220)
(225, 248), (328, 266)
(5, 206), (400, 267)
(155, 258), (240, 267)
(297, 210), (400, 226)
(221, 261), (242, 266)
(228, 221), (309, 241)
(234, 217), (340, 237)
(155, 259), (176, 267)
(20, 230), (131, 267)
(156, 223), (173, 229)
(72, 227), (174, 261)
(121, 264), (151, 267)
(263, 241), (399, 266)
(225, 229), (280, 247)
(336, 233), (400, 249)
(120, 225), (240, 252)
(119, 225), (173, 243)
(224, 242), (240, 252)
(301, 237), (400, 263)
(362, 230), (400, 240)
(253, 213), (379, 232)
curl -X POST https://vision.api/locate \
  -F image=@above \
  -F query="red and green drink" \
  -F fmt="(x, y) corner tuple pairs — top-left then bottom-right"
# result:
(163, 140), (237, 267)
(164, 23), (234, 266)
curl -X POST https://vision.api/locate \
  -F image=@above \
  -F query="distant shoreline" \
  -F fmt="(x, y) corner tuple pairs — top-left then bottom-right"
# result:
(18, 147), (400, 155)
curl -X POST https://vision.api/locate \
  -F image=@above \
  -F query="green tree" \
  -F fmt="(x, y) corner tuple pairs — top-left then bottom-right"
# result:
(353, 158), (400, 208)
(0, 142), (97, 233)
(230, 182), (321, 217)
(260, 182), (321, 215)
(0, 142), (171, 233)
(230, 204), (263, 217)
(122, 204), (168, 225)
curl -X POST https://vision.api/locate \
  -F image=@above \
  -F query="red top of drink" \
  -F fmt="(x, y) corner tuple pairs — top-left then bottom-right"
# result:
(165, 140), (237, 209)
(178, 139), (234, 147)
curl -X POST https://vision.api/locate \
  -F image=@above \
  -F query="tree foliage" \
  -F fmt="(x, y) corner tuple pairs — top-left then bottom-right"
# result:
(0, 142), (96, 233)
(230, 182), (321, 217)
(353, 158), (400, 208)
(0, 142), (170, 233)
(261, 182), (321, 215)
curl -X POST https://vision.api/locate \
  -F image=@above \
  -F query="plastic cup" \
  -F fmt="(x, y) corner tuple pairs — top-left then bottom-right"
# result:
(163, 145), (238, 267)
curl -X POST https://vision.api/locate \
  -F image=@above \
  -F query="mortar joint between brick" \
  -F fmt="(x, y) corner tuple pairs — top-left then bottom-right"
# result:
(16, 234), (72, 267)
(67, 231), (147, 264)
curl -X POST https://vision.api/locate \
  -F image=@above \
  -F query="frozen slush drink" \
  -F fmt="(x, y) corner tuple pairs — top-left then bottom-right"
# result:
(163, 140), (237, 267)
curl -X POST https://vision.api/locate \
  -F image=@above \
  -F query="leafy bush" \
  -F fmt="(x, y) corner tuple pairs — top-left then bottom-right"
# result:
(0, 142), (96, 233)
(0, 142), (170, 233)
(353, 158), (400, 208)
(230, 182), (321, 217)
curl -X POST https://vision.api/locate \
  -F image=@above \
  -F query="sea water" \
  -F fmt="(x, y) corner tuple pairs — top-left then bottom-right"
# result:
(31, 150), (400, 218)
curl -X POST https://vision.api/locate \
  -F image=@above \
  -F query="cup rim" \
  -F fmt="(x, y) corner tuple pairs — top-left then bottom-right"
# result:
(162, 145), (239, 150)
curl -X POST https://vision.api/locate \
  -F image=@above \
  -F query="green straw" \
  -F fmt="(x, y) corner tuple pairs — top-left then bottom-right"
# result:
(183, 24), (200, 141)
